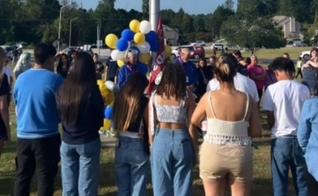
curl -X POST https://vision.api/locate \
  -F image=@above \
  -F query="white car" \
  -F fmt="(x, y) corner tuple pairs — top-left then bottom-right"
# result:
(190, 41), (206, 47)
(211, 43), (228, 50)
(299, 48), (318, 59)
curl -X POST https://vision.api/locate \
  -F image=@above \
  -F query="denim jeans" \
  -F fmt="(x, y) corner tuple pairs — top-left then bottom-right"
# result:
(115, 136), (149, 196)
(151, 128), (194, 196)
(271, 137), (307, 196)
(60, 138), (101, 196)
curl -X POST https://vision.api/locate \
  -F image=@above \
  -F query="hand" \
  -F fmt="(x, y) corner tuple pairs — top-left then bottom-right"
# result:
(303, 62), (310, 68)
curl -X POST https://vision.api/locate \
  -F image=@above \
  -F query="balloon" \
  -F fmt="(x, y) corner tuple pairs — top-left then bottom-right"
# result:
(139, 53), (151, 64)
(105, 34), (118, 49)
(111, 50), (124, 61)
(104, 106), (113, 119)
(139, 20), (152, 34)
(102, 119), (111, 130)
(117, 60), (125, 67)
(164, 45), (172, 58)
(116, 38), (129, 51)
(150, 41), (159, 52)
(134, 33), (146, 45)
(121, 29), (134, 41)
(137, 42), (150, 53)
(129, 19), (140, 33)
(146, 31), (157, 43)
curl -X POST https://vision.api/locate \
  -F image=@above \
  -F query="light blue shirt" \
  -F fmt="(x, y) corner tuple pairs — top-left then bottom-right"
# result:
(297, 96), (318, 181)
(13, 69), (63, 139)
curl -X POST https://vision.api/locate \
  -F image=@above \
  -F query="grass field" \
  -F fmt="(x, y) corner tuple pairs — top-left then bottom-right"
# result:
(206, 47), (312, 60)
(0, 56), (302, 196)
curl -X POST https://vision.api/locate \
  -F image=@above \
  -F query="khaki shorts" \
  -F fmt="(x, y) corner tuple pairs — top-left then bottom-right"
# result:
(199, 142), (253, 182)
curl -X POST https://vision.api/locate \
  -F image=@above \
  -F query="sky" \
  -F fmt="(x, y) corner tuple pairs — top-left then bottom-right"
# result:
(75, 0), (237, 15)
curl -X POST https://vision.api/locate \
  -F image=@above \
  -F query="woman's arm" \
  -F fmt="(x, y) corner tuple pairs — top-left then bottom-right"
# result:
(187, 92), (198, 158)
(148, 95), (156, 146)
(248, 96), (262, 137)
(0, 95), (10, 141)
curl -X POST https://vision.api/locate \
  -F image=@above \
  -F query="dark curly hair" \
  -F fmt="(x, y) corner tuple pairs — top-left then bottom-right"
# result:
(156, 64), (186, 100)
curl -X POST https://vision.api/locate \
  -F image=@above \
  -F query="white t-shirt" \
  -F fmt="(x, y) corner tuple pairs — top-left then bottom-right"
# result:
(2, 65), (12, 85)
(262, 80), (310, 138)
(206, 72), (260, 102)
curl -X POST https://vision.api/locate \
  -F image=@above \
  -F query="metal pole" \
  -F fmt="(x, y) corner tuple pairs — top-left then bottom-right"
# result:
(69, 17), (78, 47)
(97, 19), (101, 56)
(150, 0), (160, 31)
(58, 3), (71, 51)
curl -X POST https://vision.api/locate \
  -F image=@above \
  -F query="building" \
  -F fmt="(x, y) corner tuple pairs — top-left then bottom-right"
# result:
(273, 16), (301, 39)
(163, 25), (179, 46)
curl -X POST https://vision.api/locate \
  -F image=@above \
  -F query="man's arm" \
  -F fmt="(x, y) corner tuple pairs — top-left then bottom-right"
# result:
(267, 111), (275, 129)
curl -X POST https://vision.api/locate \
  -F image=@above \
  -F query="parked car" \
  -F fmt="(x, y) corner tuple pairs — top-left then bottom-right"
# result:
(299, 47), (318, 59)
(171, 45), (205, 59)
(211, 43), (228, 50)
(190, 41), (206, 47)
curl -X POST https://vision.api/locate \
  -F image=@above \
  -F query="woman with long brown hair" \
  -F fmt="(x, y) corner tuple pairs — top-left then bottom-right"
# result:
(56, 53), (70, 79)
(112, 72), (150, 196)
(56, 52), (104, 195)
(0, 47), (10, 158)
(149, 64), (197, 196)
(191, 54), (261, 196)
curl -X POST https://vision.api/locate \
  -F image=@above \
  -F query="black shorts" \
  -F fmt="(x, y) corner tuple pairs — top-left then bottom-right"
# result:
(257, 89), (263, 100)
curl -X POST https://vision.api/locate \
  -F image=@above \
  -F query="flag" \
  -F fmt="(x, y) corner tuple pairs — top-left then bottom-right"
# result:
(146, 16), (165, 95)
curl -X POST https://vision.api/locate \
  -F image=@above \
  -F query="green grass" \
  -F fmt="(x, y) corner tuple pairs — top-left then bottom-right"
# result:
(0, 64), (300, 196)
(206, 47), (312, 60)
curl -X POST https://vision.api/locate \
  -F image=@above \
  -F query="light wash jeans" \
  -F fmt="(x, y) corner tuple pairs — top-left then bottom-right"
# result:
(60, 138), (101, 196)
(271, 136), (307, 196)
(151, 128), (194, 196)
(115, 136), (149, 196)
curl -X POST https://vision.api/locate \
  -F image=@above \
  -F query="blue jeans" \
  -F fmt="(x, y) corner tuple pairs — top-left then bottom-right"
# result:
(271, 137), (307, 196)
(115, 136), (149, 196)
(60, 138), (101, 196)
(151, 128), (194, 196)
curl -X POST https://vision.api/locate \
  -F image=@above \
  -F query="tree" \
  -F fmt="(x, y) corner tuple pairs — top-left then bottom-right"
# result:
(220, 16), (286, 54)
(223, 0), (234, 10)
(142, 0), (149, 19)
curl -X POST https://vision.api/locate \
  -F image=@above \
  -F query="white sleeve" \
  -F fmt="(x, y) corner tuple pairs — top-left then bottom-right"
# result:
(206, 79), (219, 92)
(262, 88), (274, 111)
(250, 81), (259, 102)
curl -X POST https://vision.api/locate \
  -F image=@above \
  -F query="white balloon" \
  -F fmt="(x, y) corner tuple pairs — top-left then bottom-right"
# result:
(137, 42), (150, 54)
(111, 50), (124, 61)
(139, 20), (152, 34)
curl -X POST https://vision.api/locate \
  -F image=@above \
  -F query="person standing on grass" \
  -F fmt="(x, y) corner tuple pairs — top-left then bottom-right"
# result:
(13, 52), (32, 79)
(149, 64), (197, 196)
(192, 54), (262, 196)
(112, 72), (150, 196)
(13, 43), (63, 196)
(297, 91), (318, 196)
(301, 48), (318, 96)
(56, 52), (104, 196)
(2, 56), (13, 106)
(295, 57), (303, 79)
(263, 57), (310, 196)
(93, 53), (104, 80)
(0, 47), (11, 158)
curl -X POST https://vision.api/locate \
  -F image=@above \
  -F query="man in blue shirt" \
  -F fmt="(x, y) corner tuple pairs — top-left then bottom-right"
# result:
(173, 48), (198, 92)
(13, 43), (64, 196)
(117, 49), (148, 89)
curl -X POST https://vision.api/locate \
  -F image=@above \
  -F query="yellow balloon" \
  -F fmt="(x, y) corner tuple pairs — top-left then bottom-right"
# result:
(129, 19), (140, 33)
(105, 34), (118, 49)
(134, 33), (146, 45)
(117, 60), (125, 67)
(102, 119), (111, 130)
(97, 80), (115, 106)
(139, 53), (151, 64)
(164, 45), (172, 59)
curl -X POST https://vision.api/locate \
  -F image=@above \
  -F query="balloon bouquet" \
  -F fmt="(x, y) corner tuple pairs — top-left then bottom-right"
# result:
(105, 19), (160, 68)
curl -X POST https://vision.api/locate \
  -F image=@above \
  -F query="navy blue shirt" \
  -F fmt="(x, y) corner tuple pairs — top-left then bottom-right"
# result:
(173, 58), (198, 87)
(61, 85), (104, 144)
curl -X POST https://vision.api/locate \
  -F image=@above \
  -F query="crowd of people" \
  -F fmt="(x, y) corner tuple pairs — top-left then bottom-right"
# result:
(0, 43), (317, 196)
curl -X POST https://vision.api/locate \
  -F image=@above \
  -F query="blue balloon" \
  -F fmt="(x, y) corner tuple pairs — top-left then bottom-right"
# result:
(146, 31), (157, 43)
(121, 29), (134, 41)
(104, 106), (113, 119)
(150, 41), (159, 51)
(116, 38), (129, 51)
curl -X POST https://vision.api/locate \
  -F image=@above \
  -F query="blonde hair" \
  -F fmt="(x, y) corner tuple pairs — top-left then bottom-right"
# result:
(214, 54), (237, 82)
(16, 52), (31, 67)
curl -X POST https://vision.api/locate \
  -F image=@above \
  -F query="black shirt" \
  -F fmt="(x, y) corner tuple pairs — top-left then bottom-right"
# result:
(106, 57), (119, 82)
(61, 85), (104, 144)
(0, 74), (9, 138)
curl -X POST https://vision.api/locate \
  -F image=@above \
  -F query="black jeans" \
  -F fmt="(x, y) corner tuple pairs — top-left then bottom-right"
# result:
(14, 134), (61, 196)
(296, 67), (303, 78)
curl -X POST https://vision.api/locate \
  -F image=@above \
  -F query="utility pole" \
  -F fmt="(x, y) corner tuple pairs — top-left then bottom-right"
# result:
(150, 0), (160, 31)
(69, 17), (78, 47)
(97, 19), (102, 56)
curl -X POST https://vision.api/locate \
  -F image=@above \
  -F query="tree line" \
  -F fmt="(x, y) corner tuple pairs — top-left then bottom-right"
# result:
(0, 0), (317, 51)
